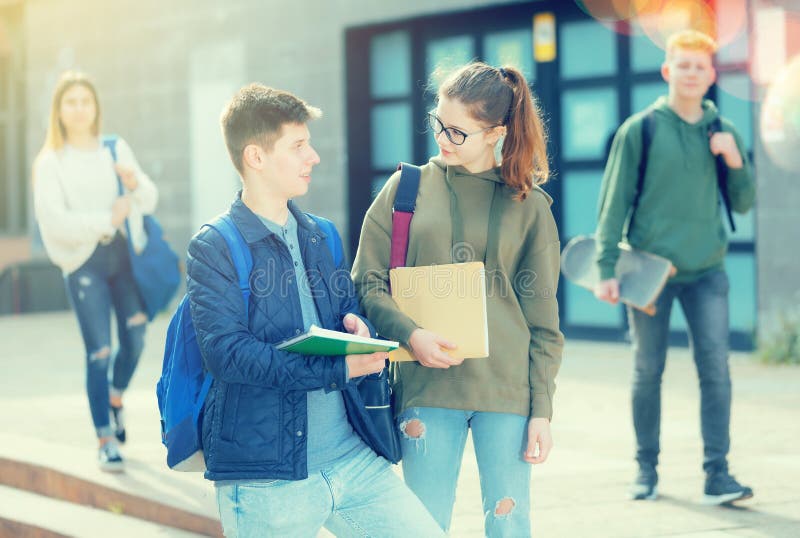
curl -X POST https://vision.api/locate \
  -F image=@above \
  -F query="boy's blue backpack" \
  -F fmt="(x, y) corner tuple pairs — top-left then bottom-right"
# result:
(157, 214), (252, 471)
(157, 212), (345, 471)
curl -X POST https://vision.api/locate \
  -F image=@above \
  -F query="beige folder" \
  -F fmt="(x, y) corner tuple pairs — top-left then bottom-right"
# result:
(389, 261), (489, 362)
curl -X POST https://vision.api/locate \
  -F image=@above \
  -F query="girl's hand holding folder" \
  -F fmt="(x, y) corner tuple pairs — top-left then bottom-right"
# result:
(408, 328), (461, 369)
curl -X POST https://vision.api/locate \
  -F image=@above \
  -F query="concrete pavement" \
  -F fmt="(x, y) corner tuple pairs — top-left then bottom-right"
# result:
(0, 311), (798, 537)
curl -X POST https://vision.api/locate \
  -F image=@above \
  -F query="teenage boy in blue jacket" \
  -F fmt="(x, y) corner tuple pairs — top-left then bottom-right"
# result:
(186, 84), (443, 537)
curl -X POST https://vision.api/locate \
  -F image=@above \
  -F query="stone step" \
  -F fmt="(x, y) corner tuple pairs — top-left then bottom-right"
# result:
(0, 432), (221, 537)
(0, 485), (209, 537)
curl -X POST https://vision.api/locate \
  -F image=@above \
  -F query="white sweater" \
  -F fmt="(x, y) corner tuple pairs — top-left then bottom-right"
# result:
(33, 137), (159, 274)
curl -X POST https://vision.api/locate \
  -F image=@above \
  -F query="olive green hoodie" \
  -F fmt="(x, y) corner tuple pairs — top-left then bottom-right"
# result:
(596, 96), (755, 282)
(352, 157), (563, 420)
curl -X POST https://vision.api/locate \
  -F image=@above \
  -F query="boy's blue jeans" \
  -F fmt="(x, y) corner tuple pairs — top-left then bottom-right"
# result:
(215, 444), (444, 537)
(64, 235), (146, 439)
(628, 269), (732, 475)
(398, 407), (532, 538)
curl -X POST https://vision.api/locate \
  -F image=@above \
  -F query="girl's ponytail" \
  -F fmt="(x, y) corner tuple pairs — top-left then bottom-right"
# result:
(498, 66), (549, 199)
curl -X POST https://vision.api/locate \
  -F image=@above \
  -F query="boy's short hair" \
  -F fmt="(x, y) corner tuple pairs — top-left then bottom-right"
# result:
(665, 30), (718, 61)
(220, 83), (322, 173)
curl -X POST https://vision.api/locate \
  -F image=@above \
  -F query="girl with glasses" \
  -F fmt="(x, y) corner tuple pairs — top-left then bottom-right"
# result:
(353, 61), (564, 537)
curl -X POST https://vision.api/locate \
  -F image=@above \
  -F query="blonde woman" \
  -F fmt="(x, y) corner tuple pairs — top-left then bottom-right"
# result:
(33, 71), (158, 471)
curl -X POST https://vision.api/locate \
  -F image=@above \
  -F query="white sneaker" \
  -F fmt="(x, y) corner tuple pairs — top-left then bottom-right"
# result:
(98, 441), (124, 473)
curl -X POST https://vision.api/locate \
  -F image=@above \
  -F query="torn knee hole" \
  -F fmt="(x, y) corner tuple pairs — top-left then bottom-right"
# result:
(402, 419), (425, 439)
(494, 498), (515, 517)
(127, 312), (147, 327)
(90, 346), (111, 360)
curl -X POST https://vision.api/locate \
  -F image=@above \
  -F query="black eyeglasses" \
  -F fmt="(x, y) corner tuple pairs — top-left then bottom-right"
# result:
(427, 112), (498, 146)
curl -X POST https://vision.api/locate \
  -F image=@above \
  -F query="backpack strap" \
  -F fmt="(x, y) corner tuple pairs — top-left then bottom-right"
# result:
(390, 163), (422, 269)
(101, 135), (136, 246)
(627, 112), (736, 234)
(628, 110), (656, 234)
(308, 214), (344, 267)
(101, 135), (125, 197)
(708, 117), (736, 232)
(195, 214), (253, 411)
(206, 215), (254, 303)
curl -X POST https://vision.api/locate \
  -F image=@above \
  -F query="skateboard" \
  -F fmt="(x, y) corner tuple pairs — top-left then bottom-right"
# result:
(560, 236), (675, 316)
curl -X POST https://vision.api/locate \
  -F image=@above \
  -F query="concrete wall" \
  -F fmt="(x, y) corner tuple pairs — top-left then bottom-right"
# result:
(23, 0), (525, 258)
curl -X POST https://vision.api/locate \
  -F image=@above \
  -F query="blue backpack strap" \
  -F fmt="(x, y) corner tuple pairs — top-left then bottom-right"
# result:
(102, 135), (133, 248)
(389, 163), (422, 269)
(102, 135), (119, 160)
(206, 214), (254, 302)
(393, 162), (421, 213)
(309, 214), (343, 267)
(194, 214), (253, 416)
(101, 135), (124, 197)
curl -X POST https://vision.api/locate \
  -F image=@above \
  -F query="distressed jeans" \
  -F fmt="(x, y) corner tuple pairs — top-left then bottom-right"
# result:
(628, 269), (732, 475)
(398, 407), (532, 537)
(215, 444), (444, 538)
(64, 235), (146, 438)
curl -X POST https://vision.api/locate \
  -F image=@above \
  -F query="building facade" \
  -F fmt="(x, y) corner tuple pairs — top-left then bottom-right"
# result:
(1, 0), (798, 349)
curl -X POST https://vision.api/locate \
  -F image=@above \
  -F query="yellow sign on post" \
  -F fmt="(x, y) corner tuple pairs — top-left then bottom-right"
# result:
(533, 12), (556, 63)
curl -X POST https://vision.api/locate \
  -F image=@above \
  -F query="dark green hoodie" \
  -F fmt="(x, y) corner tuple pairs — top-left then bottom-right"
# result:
(595, 96), (755, 282)
(352, 157), (563, 420)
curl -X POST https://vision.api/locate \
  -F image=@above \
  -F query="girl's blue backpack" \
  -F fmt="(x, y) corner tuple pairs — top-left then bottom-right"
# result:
(103, 136), (181, 320)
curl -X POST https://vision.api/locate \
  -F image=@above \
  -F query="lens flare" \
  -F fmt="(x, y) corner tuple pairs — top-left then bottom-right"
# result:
(612, 0), (639, 19)
(576, 0), (629, 22)
(752, 4), (789, 86)
(763, 0), (800, 15)
(575, 0), (770, 107)
(582, 0), (749, 51)
(716, 71), (755, 103)
(715, 0), (748, 48)
(760, 55), (800, 172)
(638, 0), (717, 49)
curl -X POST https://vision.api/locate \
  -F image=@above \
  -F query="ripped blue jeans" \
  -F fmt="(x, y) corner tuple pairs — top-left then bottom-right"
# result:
(398, 407), (532, 537)
(65, 235), (146, 439)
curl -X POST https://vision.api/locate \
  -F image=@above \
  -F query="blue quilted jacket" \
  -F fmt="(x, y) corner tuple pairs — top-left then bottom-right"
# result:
(186, 195), (378, 481)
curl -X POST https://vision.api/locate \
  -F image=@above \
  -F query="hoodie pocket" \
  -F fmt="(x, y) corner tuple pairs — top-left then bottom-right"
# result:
(634, 217), (726, 273)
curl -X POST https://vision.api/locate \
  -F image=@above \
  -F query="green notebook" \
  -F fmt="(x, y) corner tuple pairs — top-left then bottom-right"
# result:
(276, 325), (399, 356)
